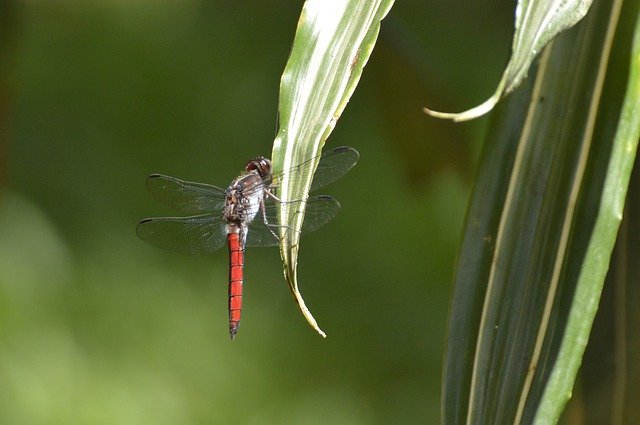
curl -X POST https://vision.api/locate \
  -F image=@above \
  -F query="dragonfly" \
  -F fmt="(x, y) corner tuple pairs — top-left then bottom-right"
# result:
(136, 146), (359, 339)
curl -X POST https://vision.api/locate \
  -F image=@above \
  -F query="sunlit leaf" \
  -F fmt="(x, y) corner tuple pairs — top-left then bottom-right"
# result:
(271, 0), (394, 336)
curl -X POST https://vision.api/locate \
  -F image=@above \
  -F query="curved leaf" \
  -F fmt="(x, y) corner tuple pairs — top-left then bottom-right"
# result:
(425, 0), (593, 121)
(271, 0), (393, 336)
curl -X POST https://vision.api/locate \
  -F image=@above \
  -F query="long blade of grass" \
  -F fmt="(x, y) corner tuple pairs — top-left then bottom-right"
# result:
(271, 0), (393, 336)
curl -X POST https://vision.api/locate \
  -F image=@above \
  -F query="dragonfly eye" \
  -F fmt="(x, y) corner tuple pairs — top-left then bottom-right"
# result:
(245, 157), (272, 179)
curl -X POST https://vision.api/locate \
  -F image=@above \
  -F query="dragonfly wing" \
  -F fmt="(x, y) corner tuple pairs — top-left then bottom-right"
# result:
(310, 146), (359, 192)
(136, 214), (227, 256)
(145, 174), (227, 214)
(245, 195), (341, 247)
(268, 147), (359, 193)
(299, 195), (341, 233)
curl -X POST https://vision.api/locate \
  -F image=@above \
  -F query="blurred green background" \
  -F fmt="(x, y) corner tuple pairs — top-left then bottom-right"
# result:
(0, 1), (513, 423)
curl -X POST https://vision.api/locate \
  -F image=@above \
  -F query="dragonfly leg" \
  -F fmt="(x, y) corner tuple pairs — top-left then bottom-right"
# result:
(264, 189), (281, 203)
(260, 196), (281, 241)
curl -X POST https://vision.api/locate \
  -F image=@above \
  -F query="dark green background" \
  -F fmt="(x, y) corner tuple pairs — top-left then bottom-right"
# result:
(0, 1), (512, 423)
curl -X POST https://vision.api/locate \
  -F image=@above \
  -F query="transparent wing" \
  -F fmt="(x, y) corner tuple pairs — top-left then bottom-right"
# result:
(308, 146), (359, 192)
(298, 195), (342, 232)
(136, 214), (227, 256)
(144, 147), (358, 214)
(145, 174), (227, 214)
(267, 146), (359, 193)
(138, 147), (356, 251)
(245, 195), (341, 247)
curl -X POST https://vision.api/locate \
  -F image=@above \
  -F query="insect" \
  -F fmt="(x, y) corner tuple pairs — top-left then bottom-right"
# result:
(136, 146), (359, 338)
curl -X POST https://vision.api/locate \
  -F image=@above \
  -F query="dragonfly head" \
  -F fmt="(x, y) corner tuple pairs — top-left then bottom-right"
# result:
(245, 157), (272, 180)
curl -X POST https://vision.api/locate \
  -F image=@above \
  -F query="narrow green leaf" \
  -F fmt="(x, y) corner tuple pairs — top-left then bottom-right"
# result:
(425, 0), (593, 121)
(440, 74), (534, 425)
(443, 0), (638, 423)
(575, 151), (640, 424)
(607, 155), (640, 423)
(271, 0), (393, 336)
(534, 2), (640, 422)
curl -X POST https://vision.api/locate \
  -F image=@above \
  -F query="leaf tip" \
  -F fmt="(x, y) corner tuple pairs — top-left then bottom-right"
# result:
(423, 90), (502, 122)
(288, 275), (327, 338)
(422, 106), (462, 121)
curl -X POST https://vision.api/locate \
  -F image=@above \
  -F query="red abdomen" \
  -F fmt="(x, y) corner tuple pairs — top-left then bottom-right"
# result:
(227, 232), (244, 339)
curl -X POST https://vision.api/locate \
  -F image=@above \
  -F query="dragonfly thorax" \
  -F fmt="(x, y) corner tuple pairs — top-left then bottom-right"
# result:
(223, 172), (265, 228)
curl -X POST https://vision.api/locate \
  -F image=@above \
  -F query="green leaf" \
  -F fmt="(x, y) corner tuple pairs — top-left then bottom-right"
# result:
(602, 155), (640, 423)
(425, 0), (593, 121)
(442, 0), (640, 423)
(535, 1), (640, 422)
(271, 0), (394, 337)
